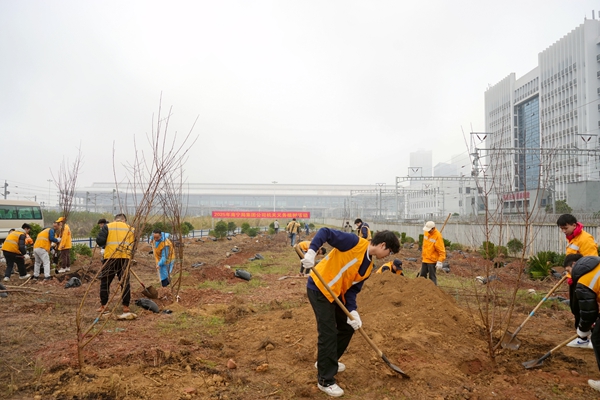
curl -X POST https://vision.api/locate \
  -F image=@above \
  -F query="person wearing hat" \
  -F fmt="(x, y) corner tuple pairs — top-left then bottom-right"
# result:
(56, 216), (72, 273)
(376, 258), (403, 275)
(420, 221), (446, 285)
(354, 218), (371, 240)
(1, 223), (32, 281)
(32, 221), (60, 280)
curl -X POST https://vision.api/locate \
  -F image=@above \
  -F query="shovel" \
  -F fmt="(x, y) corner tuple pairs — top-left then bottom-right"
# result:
(130, 269), (158, 299)
(278, 275), (307, 281)
(311, 268), (410, 379)
(501, 275), (567, 350)
(522, 333), (578, 369)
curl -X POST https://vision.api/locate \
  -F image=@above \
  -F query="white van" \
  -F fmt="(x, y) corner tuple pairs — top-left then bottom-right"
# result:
(0, 200), (44, 241)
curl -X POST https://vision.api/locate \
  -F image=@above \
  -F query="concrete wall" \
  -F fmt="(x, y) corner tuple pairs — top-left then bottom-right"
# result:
(321, 218), (599, 255)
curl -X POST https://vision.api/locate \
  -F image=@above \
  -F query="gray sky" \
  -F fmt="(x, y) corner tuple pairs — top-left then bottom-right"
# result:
(1, 0), (598, 204)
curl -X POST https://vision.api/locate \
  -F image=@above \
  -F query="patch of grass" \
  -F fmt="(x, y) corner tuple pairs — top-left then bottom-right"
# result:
(158, 312), (225, 337)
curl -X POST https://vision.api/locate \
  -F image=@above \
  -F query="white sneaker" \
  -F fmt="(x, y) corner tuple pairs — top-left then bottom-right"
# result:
(315, 361), (346, 372)
(2, 277), (9, 282)
(317, 383), (344, 397)
(567, 337), (593, 349)
(19, 274), (31, 280)
(57, 268), (70, 273)
(589, 379), (600, 392)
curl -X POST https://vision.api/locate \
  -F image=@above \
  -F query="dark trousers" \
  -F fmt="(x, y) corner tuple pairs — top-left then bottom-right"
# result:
(59, 249), (71, 269)
(3, 251), (26, 277)
(307, 288), (354, 387)
(100, 258), (131, 306)
(592, 317), (600, 371)
(420, 263), (437, 285)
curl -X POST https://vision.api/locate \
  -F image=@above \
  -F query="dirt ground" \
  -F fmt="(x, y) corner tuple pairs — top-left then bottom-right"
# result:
(2, 231), (600, 400)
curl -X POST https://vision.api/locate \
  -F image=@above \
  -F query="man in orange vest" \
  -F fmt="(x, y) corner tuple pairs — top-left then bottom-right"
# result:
(56, 216), (72, 273)
(96, 214), (134, 314)
(376, 258), (403, 275)
(32, 221), (60, 280)
(302, 228), (400, 397)
(563, 254), (600, 392)
(420, 221), (446, 285)
(2, 224), (32, 281)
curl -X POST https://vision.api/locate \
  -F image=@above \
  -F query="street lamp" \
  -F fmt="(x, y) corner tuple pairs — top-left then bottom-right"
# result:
(272, 181), (277, 211)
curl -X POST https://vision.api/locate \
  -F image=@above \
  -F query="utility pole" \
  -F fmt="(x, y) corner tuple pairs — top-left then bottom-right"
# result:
(3, 180), (9, 199)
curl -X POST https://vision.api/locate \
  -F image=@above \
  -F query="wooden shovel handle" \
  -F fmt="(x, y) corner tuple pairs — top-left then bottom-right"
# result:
(129, 268), (147, 289)
(311, 268), (384, 357)
(439, 213), (452, 234)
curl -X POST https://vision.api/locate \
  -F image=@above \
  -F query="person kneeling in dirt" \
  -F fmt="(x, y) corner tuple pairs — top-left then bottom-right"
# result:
(376, 258), (403, 276)
(303, 228), (400, 397)
(96, 214), (134, 314)
(294, 240), (326, 276)
(152, 229), (174, 287)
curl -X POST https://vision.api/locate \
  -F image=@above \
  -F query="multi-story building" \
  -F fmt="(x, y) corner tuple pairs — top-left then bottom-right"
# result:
(484, 17), (600, 213)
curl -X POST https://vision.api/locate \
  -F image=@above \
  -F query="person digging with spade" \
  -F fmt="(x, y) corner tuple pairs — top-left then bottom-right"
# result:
(563, 253), (600, 392)
(302, 228), (400, 397)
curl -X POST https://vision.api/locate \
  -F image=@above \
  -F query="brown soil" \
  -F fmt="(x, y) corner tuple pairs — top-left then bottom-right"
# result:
(1, 233), (600, 399)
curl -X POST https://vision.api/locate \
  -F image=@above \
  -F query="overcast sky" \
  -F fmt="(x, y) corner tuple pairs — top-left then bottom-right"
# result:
(1, 0), (598, 204)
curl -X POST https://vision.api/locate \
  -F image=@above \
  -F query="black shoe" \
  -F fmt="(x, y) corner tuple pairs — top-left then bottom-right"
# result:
(32, 276), (39, 280)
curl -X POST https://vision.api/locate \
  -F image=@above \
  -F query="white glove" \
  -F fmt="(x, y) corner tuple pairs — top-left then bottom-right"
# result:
(577, 327), (591, 339)
(56, 237), (62, 243)
(301, 249), (317, 270)
(100, 248), (105, 255)
(347, 310), (362, 330)
(436, 261), (443, 270)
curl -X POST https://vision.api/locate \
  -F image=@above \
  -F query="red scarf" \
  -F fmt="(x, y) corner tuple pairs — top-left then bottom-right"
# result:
(566, 222), (583, 241)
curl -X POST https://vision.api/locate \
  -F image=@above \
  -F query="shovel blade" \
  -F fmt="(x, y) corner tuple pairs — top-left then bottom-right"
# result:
(522, 351), (550, 369)
(522, 358), (544, 369)
(381, 353), (410, 379)
(500, 331), (521, 350)
(143, 286), (159, 299)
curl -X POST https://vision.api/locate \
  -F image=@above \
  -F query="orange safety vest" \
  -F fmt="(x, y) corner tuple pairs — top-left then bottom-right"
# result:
(153, 237), (174, 265)
(58, 224), (72, 250)
(104, 221), (135, 259)
(422, 228), (446, 263)
(311, 238), (372, 303)
(577, 263), (600, 295)
(34, 228), (52, 252)
(376, 261), (403, 275)
(566, 230), (598, 257)
(1, 230), (24, 254)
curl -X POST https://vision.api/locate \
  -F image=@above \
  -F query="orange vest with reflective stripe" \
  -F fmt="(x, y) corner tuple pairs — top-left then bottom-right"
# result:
(34, 228), (52, 251)
(58, 224), (72, 250)
(104, 221), (135, 259)
(153, 237), (174, 265)
(376, 261), (403, 275)
(577, 263), (600, 294)
(566, 231), (598, 257)
(1, 230), (24, 254)
(311, 238), (372, 303)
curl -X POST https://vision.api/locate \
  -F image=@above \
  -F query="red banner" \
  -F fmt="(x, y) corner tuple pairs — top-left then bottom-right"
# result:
(211, 211), (310, 219)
